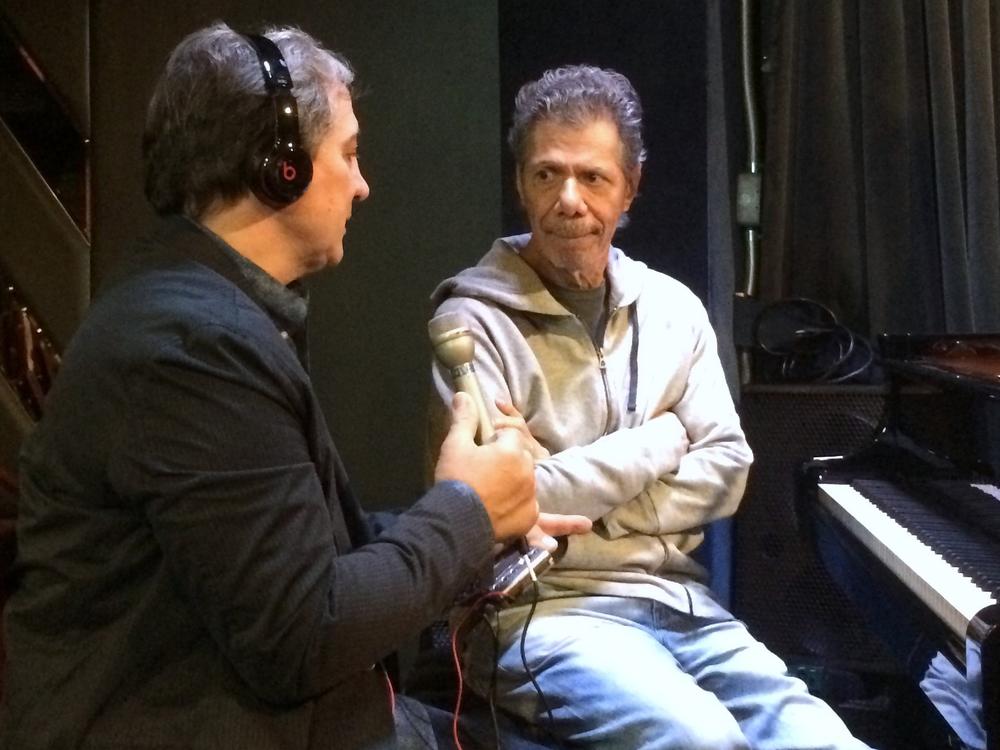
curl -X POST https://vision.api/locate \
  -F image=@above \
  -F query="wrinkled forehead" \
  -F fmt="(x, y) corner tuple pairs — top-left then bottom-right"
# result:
(520, 115), (628, 169)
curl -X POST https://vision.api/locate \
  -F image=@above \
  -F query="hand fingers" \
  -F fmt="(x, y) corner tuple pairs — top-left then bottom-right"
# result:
(523, 524), (558, 552)
(444, 392), (478, 444)
(490, 424), (530, 453)
(493, 423), (549, 461)
(523, 512), (590, 551)
(492, 400), (527, 433)
(494, 398), (521, 418)
(537, 512), (592, 537)
(492, 416), (529, 433)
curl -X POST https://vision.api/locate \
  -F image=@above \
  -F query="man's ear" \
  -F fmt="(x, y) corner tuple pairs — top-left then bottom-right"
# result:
(515, 166), (525, 205)
(624, 165), (642, 209)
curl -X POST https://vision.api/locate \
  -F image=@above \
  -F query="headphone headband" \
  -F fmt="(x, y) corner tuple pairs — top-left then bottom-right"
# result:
(245, 34), (294, 90)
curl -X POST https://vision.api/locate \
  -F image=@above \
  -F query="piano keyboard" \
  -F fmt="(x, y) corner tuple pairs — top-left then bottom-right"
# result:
(818, 482), (998, 641)
(973, 483), (1000, 503)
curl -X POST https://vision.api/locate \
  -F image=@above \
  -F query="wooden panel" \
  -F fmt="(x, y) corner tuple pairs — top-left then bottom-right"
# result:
(0, 120), (89, 350)
(0, 0), (89, 135)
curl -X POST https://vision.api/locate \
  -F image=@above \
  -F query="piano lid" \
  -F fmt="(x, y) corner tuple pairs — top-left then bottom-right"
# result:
(880, 333), (1000, 398)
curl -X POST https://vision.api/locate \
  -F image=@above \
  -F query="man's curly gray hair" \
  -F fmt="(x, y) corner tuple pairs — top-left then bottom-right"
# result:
(508, 65), (646, 174)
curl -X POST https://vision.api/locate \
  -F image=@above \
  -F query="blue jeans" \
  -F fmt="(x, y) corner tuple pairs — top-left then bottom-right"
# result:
(464, 595), (874, 750)
(395, 691), (554, 749)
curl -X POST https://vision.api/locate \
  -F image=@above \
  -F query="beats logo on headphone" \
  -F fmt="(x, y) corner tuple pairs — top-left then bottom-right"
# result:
(244, 34), (313, 206)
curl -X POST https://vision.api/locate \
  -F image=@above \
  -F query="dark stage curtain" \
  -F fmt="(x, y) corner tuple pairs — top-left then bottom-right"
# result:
(760, 0), (1000, 337)
(707, 0), (744, 397)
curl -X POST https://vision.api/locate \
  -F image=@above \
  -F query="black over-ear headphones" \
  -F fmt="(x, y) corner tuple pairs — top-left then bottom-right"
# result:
(244, 34), (313, 206)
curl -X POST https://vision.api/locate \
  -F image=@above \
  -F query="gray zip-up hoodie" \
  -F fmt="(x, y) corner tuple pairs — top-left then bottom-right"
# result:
(428, 235), (753, 614)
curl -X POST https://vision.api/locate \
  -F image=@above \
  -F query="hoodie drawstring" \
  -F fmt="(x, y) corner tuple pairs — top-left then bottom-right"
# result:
(627, 303), (639, 413)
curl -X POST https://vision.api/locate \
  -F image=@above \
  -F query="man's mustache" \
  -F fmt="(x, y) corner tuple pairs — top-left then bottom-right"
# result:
(544, 221), (600, 238)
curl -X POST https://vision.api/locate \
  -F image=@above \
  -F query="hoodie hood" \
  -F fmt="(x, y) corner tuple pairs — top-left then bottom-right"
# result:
(430, 233), (649, 315)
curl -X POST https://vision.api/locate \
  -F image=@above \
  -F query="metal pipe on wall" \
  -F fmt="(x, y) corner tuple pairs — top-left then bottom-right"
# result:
(737, 0), (762, 383)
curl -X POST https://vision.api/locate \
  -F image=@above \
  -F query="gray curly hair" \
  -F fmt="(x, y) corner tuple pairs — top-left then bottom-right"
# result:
(508, 65), (646, 175)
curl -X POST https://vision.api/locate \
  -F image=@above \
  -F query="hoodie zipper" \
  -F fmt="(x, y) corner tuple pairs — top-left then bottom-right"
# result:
(595, 345), (615, 435)
(568, 310), (616, 437)
(596, 304), (619, 435)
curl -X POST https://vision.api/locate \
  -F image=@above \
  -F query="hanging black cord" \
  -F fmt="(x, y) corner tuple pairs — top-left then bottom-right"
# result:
(518, 578), (564, 749)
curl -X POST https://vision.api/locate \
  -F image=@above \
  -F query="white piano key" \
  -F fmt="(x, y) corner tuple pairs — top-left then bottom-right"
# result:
(818, 483), (997, 642)
(971, 483), (1000, 503)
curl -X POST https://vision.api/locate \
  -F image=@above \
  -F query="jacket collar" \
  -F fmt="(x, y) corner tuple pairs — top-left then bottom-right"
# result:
(151, 215), (309, 337)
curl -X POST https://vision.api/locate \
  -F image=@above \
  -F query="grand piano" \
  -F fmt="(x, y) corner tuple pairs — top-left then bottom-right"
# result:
(800, 334), (1000, 750)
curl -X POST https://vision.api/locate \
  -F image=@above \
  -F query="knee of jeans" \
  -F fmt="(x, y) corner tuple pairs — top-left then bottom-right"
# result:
(613, 699), (747, 750)
(673, 722), (748, 750)
(676, 730), (750, 750)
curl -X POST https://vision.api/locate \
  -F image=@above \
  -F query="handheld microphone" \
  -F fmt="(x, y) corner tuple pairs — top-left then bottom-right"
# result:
(428, 312), (495, 445)
(429, 311), (549, 587)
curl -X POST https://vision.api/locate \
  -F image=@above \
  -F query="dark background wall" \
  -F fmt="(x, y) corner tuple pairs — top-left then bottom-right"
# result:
(2, 1), (716, 510)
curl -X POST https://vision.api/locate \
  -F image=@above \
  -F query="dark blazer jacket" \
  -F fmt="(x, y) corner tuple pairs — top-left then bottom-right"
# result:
(0, 216), (494, 749)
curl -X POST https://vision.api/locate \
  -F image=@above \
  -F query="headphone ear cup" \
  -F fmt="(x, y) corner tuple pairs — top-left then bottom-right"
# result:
(242, 34), (312, 207)
(253, 145), (313, 206)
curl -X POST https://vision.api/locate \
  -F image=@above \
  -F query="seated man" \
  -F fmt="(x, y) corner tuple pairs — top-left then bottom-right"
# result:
(0, 23), (588, 750)
(428, 65), (872, 750)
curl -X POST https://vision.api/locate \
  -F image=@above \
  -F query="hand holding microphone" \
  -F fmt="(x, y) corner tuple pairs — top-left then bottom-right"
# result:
(430, 313), (537, 542)
(429, 313), (592, 555)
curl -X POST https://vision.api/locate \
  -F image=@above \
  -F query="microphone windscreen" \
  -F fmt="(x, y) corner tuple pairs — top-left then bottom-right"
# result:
(427, 311), (467, 345)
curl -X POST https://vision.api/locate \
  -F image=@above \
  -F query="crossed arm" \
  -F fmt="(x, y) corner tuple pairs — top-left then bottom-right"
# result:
(428, 305), (752, 539)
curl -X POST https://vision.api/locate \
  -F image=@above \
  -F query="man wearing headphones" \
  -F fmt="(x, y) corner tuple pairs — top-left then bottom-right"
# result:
(0, 23), (586, 749)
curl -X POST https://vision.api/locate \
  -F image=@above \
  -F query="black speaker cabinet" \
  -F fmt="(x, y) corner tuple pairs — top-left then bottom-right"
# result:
(733, 385), (894, 671)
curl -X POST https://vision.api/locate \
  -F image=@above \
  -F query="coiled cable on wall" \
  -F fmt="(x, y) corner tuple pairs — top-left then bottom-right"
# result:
(752, 298), (875, 383)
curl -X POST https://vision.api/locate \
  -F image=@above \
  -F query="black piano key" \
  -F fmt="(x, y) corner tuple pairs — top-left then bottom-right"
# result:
(851, 479), (1000, 597)
(928, 480), (1000, 542)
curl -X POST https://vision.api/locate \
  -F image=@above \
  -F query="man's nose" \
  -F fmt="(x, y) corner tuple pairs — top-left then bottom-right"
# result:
(355, 167), (370, 202)
(557, 178), (585, 215)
